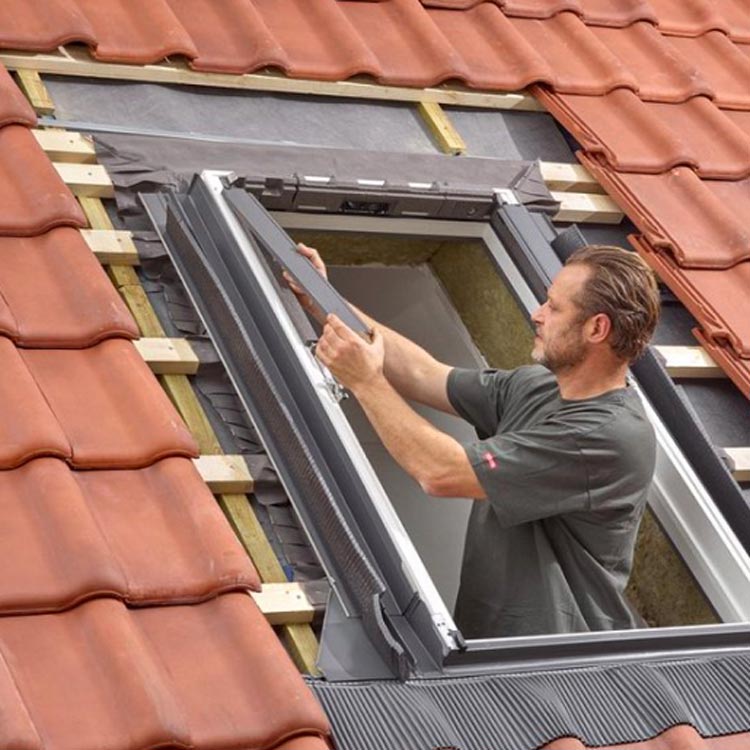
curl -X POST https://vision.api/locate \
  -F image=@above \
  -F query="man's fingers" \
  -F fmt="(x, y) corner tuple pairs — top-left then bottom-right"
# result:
(297, 243), (327, 278)
(326, 313), (358, 342)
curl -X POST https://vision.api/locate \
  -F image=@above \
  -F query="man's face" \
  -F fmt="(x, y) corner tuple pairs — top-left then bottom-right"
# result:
(530, 265), (591, 373)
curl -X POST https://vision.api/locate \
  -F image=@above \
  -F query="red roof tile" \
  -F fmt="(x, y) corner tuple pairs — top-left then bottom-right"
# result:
(577, 0), (657, 27)
(649, 0), (731, 38)
(0, 125), (85, 236)
(74, 0), (198, 64)
(0, 228), (138, 347)
(508, 12), (636, 95)
(252, 0), (380, 81)
(0, 336), (71, 468)
(20, 340), (198, 469)
(537, 89), (750, 178)
(694, 329), (750, 400)
(0, 595), (329, 750)
(544, 724), (750, 748)
(427, 4), (554, 91)
(164, 0), (286, 74)
(632, 236), (750, 358)
(0, 64), (37, 127)
(589, 22), (712, 103)
(0, 0), (96, 51)
(666, 31), (750, 109)
(0, 457), (259, 615)
(579, 155), (750, 269)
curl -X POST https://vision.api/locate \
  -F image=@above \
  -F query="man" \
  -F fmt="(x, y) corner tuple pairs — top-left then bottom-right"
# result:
(289, 244), (660, 638)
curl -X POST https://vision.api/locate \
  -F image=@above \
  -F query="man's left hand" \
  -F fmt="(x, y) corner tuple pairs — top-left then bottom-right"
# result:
(316, 314), (384, 393)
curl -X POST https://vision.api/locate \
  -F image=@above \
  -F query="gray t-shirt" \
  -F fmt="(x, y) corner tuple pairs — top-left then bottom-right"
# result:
(447, 364), (655, 638)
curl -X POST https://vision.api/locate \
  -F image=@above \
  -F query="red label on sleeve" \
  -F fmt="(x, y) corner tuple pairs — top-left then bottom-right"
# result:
(483, 451), (498, 470)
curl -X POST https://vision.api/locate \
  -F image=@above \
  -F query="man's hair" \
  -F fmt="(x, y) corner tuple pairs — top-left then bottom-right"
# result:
(565, 245), (660, 362)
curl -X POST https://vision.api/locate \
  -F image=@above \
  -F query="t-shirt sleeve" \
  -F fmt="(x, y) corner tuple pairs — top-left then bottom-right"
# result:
(463, 423), (591, 528)
(447, 367), (514, 439)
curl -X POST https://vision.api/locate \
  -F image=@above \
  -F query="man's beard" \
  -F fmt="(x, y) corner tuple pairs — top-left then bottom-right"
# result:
(532, 329), (587, 373)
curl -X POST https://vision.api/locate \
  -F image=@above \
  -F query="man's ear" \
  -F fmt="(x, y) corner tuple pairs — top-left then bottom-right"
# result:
(586, 312), (612, 344)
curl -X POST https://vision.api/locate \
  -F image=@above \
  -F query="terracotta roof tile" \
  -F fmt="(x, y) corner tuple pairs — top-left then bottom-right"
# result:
(502, 0), (582, 20)
(0, 457), (259, 615)
(20, 340), (198, 469)
(632, 236), (750, 358)
(0, 595), (329, 750)
(544, 724), (750, 748)
(694, 329), (750, 400)
(538, 89), (750, 178)
(649, 0), (731, 38)
(426, 4), (554, 90)
(589, 23), (713, 103)
(0, 125), (85, 236)
(665, 31), (750, 109)
(0, 65), (37, 127)
(75, 0), (197, 64)
(252, 0), (380, 81)
(0, 228), (138, 347)
(0, 0), (96, 51)
(165, 0), (286, 74)
(0, 337), (71, 468)
(508, 12), (636, 95)
(577, 0), (657, 27)
(579, 155), (750, 269)
(338, 0), (469, 86)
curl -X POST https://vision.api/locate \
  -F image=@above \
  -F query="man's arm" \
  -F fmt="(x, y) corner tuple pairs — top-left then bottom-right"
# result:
(316, 314), (485, 499)
(288, 244), (456, 415)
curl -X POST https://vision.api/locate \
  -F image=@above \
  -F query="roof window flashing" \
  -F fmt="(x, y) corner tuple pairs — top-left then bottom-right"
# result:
(144, 170), (750, 681)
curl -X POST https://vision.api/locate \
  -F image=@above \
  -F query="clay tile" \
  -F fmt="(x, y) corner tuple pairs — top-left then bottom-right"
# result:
(544, 724), (750, 748)
(502, 0), (582, 19)
(536, 89), (750, 178)
(427, 3), (554, 90)
(0, 651), (41, 750)
(0, 457), (259, 615)
(335, 0), (471, 86)
(578, 0), (658, 27)
(134, 594), (331, 748)
(74, 0), (198, 64)
(75, 457), (261, 602)
(0, 65), (37, 127)
(0, 338), (71, 469)
(419, 0), (490, 7)
(0, 126), (85, 237)
(712, 0), (750, 44)
(0, 228), (138, 348)
(590, 22), (714, 103)
(251, 0), (381, 81)
(0, 458), (125, 614)
(693, 329), (750, 400)
(165, 0), (287, 75)
(632, 236), (750, 358)
(0, 0), (96, 50)
(276, 736), (331, 750)
(508, 12), (638, 95)
(579, 154), (750, 269)
(20, 340), (198, 469)
(649, 0), (730, 37)
(665, 31), (750, 109)
(0, 599), (192, 750)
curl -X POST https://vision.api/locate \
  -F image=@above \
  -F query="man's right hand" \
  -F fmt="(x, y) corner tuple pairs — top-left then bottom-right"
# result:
(283, 243), (328, 319)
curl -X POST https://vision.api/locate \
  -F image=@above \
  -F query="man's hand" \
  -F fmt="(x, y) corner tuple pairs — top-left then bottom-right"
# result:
(283, 243), (327, 318)
(316, 314), (385, 393)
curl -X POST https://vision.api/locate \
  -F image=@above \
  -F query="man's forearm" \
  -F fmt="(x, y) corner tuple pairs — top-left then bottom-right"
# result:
(353, 305), (449, 404)
(351, 374), (484, 498)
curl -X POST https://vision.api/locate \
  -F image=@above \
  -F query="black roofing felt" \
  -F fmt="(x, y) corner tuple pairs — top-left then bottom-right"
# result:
(309, 651), (750, 750)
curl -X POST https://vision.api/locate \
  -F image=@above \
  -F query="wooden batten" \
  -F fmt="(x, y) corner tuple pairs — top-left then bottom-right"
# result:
(418, 101), (466, 155)
(135, 337), (200, 375)
(551, 191), (623, 224)
(251, 583), (315, 625)
(54, 162), (114, 198)
(80, 228), (140, 265)
(193, 454), (254, 494)
(654, 345), (725, 379)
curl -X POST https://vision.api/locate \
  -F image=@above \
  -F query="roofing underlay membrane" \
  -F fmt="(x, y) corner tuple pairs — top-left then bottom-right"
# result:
(1, 1), (750, 749)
